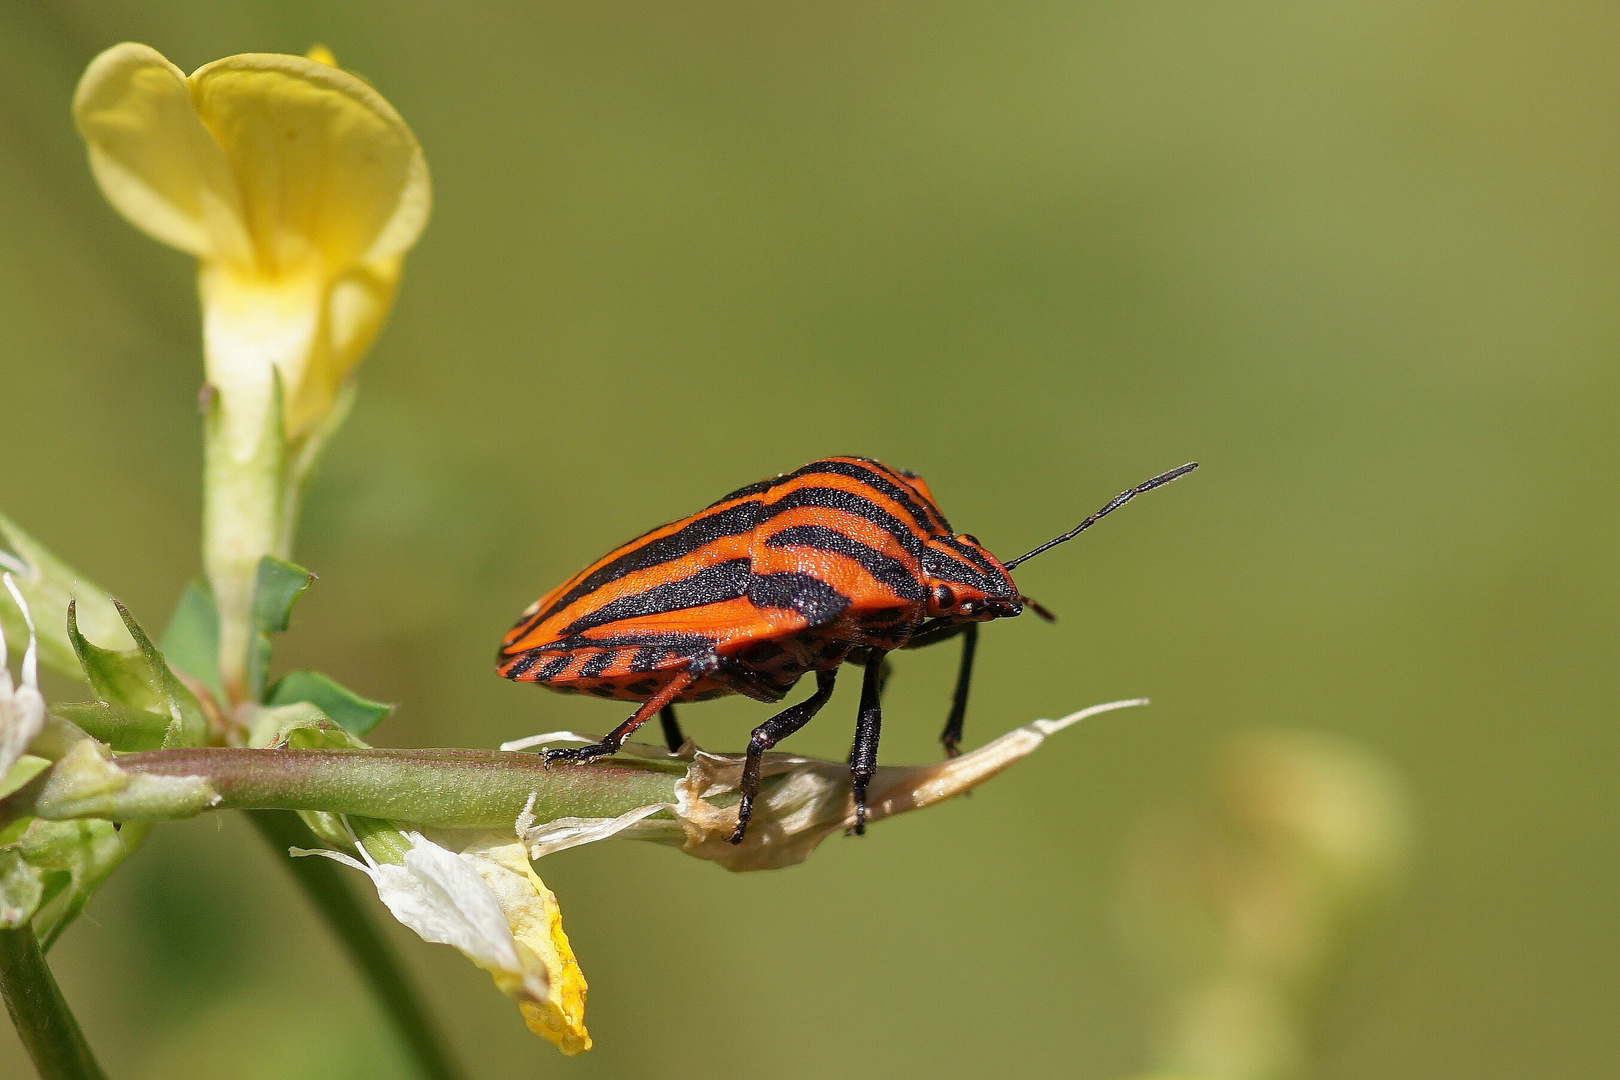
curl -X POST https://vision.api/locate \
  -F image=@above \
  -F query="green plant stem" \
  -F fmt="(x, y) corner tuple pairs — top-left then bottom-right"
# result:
(247, 809), (466, 1080)
(0, 924), (107, 1080)
(1, 747), (683, 831)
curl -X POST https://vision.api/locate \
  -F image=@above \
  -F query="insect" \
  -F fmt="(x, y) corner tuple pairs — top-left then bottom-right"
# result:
(497, 456), (1196, 843)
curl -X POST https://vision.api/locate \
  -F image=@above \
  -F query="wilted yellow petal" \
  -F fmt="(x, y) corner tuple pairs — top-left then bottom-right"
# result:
(299, 830), (591, 1055)
(303, 256), (402, 435)
(460, 841), (591, 1055)
(72, 43), (251, 262)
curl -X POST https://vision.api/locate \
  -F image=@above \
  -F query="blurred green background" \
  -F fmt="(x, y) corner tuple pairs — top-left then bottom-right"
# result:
(2, 1), (1617, 1077)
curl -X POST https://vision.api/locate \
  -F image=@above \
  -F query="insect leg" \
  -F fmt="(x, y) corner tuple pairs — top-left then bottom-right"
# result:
(729, 668), (839, 844)
(903, 618), (969, 650)
(844, 648), (895, 699)
(542, 673), (695, 765)
(848, 650), (888, 835)
(658, 704), (686, 754)
(939, 622), (979, 758)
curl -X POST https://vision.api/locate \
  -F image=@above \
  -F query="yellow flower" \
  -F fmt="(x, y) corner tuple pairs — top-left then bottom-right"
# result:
(73, 43), (430, 702)
(72, 42), (430, 444)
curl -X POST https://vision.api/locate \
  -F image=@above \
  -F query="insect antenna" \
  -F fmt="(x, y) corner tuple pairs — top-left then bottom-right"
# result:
(1018, 595), (1058, 621)
(1003, 462), (1199, 571)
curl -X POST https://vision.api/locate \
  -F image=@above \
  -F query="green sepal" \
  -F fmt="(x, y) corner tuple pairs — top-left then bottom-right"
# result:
(160, 577), (224, 704)
(50, 702), (172, 753)
(0, 510), (130, 681)
(247, 700), (368, 753)
(67, 597), (208, 750)
(268, 670), (392, 737)
(14, 818), (147, 948)
(1, 756), (51, 804)
(246, 556), (314, 702)
(0, 848), (43, 929)
(244, 701), (373, 851)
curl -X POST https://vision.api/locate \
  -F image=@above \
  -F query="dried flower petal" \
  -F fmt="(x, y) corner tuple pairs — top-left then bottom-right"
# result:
(511, 698), (1149, 872)
(296, 827), (591, 1054)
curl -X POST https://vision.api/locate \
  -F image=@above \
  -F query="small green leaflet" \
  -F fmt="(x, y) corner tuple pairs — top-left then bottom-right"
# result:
(67, 597), (207, 749)
(247, 555), (314, 702)
(268, 670), (392, 737)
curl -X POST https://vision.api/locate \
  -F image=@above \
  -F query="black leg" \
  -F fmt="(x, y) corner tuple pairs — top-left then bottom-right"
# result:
(939, 622), (979, 758)
(543, 674), (694, 765)
(902, 617), (969, 651)
(659, 704), (686, 754)
(848, 649), (888, 835)
(844, 649), (895, 695)
(729, 669), (838, 844)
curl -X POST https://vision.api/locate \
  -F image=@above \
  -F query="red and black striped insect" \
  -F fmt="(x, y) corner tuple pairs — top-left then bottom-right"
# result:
(498, 456), (1196, 842)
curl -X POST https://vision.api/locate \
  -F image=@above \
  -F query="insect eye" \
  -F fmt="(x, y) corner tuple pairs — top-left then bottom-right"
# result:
(931, 584), (955, 609)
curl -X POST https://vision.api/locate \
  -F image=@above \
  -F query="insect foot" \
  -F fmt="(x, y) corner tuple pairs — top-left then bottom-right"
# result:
(541, 743), (613, 766)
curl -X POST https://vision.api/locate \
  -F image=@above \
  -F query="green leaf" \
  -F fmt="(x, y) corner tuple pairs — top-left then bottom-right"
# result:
(67, 598), (208, 750)
(268, 670), (392, 737)
(159, 577), (224, 703)
(0, 511), (130, 681)
(246, 555), (314, 702)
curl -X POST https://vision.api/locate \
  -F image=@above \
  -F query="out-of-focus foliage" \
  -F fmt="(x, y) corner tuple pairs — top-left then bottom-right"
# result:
(1, 2), (1615, 1078)
(1119, 730), (1410, 1080)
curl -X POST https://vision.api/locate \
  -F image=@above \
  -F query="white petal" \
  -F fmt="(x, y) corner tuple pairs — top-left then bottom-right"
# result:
(383, 834), (523, 975)
(0, 576), (46, 776)
(520, 804), (669, 860)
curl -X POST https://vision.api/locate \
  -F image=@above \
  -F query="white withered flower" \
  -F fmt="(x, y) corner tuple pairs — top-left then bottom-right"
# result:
(297, 828), (590, 1055)
(0, 575), (46, 779)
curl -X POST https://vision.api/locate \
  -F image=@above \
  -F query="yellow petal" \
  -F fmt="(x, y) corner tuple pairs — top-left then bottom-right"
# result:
(460, 842), (592, 1055)
(305, 44), (338, 68)
(300, 255), (402, 435)
(73, 43), (251, 262)
(186, 53), (430, 279)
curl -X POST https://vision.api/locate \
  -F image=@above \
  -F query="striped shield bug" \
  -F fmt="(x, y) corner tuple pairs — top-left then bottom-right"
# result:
(498, 456), (1197, 843)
